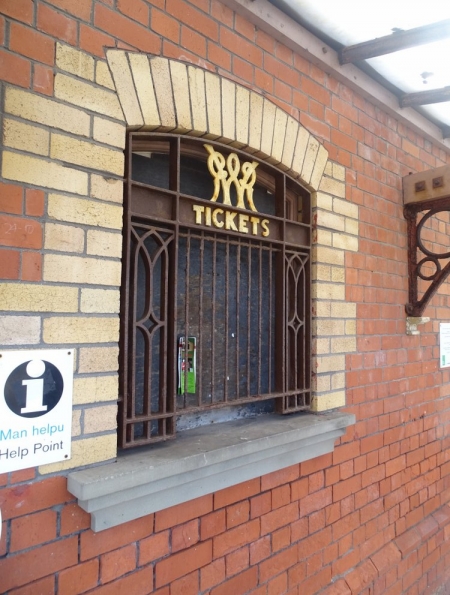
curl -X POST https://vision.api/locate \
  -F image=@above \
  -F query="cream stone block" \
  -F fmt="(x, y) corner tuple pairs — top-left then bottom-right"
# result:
(331, 337), (357, 353)
(312, 391), (345, 412)
(45, 222), (85, 253)
(260, 99), (276, 157)
(313, 264), (331, 282)
(205, 72), (222, 139)
(222, 79), (236, 142)
(312, 282), (345, 301)
(39, 434), (117, 473)
(324, 161), (333, 176)
(5, 87), (90, 137)
(107, 50), (143, 127)
(291, 127), (310, 177)
(331, 267), (345, 283)
(271, 109), (288, 163)
(3, 152), (88, 195)
(317, 210), (345, 232)
(54, 73), (124, 121)
(332, 232), (358, 252)
(3, 119), (49, 156)
(315, 229), (332, 246)
(313, 246), (345, 266)
(129, 53), (160, 127)
(315, 301), (331, 317)
(84, 404), (118, 434)
(48, 194), (122, 229)
(73, 375), (119, 404)
(0, 316), (41, 345)
(170, 61), (192, 131)
(56, 43), (94, 81)
(301, 136), (320, 185)
(310, 145), (329, 191)
(188, 65), (207, 135)
(319, 176), (346, 199)
(44, 254), (121, 286)
(93, 117), (126, 149)
(249, 92), (263, 152)
(72, 410), (82, 437)
(51, 134), (124, 176)
(345, 219), (359, 236)
(96, 60), (115, 89)
(150, 57), (176, 129)
(314, 319), (345, 336)
(315, 337), (330, 354)
(86, 229), (122, 258)
(333, 198), (358, 219)
(345, 320), (356, 335)
(235, 85), (250, 147)
(314, 375), (331, 392)
(330, 302), (356, 319)
(90, 174), (123, 204)
(78, 346), (119, 373)
(81, 288), (120, 313)
(2, 283), (78, 312)
(281, 117), (299, 171)
(315, 192), (333, 211)
(315, 355), (346, 374)
(331, 373), (345, 390)
(43, 316), (119, 344)
(333, 163), (346, 182)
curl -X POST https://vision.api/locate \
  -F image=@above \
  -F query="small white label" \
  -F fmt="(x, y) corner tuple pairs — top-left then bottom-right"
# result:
(440, 323), (450, 368)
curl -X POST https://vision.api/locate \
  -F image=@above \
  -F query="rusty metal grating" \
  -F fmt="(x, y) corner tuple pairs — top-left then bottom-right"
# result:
(119, 134), (312, 448)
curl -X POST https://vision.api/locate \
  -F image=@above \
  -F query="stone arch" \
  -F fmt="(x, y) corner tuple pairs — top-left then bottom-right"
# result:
(105, 51), (329, 191)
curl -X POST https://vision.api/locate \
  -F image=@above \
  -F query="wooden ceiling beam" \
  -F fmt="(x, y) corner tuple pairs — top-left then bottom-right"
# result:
(401, 86), (450, 107)
(339, 19), (450, 64)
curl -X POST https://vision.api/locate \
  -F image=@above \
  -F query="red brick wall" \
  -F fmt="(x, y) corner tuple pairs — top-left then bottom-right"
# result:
(2, 0), (450, 594)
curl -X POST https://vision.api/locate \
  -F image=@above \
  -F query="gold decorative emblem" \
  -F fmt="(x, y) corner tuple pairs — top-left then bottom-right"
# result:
(204, 144), (259, 212)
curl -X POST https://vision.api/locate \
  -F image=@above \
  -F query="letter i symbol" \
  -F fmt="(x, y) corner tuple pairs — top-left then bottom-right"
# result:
(21, 360), (47, 414)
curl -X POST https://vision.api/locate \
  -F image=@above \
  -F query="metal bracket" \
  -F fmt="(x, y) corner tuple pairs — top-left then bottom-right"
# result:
(404, 196), (450, 316)
(406, 316), (431, 336)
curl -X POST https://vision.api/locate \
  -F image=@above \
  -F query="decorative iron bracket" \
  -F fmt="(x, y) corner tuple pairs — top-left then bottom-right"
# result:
(405, 196), (450, 316)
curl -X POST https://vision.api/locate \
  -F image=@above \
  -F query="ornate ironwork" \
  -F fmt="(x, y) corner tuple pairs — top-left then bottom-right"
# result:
(405, 196), (450, 316)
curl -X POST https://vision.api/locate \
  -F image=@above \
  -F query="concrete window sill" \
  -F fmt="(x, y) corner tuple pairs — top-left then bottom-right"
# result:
(68, 411), (355, 531)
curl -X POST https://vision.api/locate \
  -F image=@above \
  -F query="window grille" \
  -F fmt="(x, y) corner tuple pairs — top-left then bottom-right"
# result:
(119, 134), (312, 448)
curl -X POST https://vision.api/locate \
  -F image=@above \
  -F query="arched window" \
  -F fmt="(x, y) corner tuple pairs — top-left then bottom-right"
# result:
(119, 133), (312, 448)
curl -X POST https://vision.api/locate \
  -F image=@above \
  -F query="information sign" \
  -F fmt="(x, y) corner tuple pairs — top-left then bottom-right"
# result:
(440, 323), (450, 368)
(0, 349), (73, 473)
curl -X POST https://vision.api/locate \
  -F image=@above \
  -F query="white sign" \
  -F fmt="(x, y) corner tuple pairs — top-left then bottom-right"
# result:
(0, 349), (73, 473)
(440, 323), (450, 368)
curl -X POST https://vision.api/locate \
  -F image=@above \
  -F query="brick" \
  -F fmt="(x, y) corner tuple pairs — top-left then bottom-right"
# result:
(44, 0), (92, 20)
(213, 519), (260, 558)
(171, 572), (199, 595)
(100, 544), (136, 583)
(1, 0), (33, 24)
(10, 510), (57, 552)
(39, 434), (117, 474)
(201, 509), (226, 540)
(250, 492), (272, 518)
(200, 559), (226, 591)
(73, 376), (119, 405)
(172, 519), (199, 552)
(8, 576), (55, 595)
(226, 546), (250, 577)
(75, 566), (153, 595)
(86, 229), (122, 257)
(33, 64), (54, 96)
(84, 404), (117, 434)
(2, 152), (88, 196)
(139, 531), (170, 565)
(43, 254), (121, 285)
(0, 249), (20, 278)
(10, 23), (54, 65)
(50, 133), (124, 175)
(81, 288), (120, 313)
(261, 503), (299, 535)
(37, 4), (77, 45)
(0, 315), (41, 345)
(227, 500), (250, 529)
(117, 0), (149, 25)
(0, 182), (23, 214)
(261, 465), (299, 491)
(0, 49), (31, 87)
(95, 4), (160, 53)
(0, 477), (71, 520)
(210, 567), (258, 595)
(259, 545), (298, 583)
(215, 478), (260, 509)
(60, 503), (91, 535)
(54, 74), (123, 120)
(155, 541), (212, 587)
(80, 25), (115, 58)
(56, 42), (94, 80)
(4, 119), (49, 157)
(78, 346), (119, 374)
(44, 222), (84, 253)
(2, 283), (78, 312)
(345, 559), (378, 594)
(5, 88), (90, 137)
(0, 214), (42, 249)
(155, 495), (213, 531)
(21, 251), (42, 281)
(300, 487), (332, 516)
(25, 189), (45, 217)
(0, 537), (78, 592)
(48, 194), (122, 229)
(58, 560), (99, 595)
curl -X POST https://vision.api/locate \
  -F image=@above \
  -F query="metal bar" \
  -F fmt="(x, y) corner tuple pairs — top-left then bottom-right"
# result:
(224, 238), (230, 403)
(340, 19), (450, 64)
(198, 232), (204, 406)
(246, 243), (251, 397)
(258, 243), (262, 395)
(236, 240), (241, 400)
(211, 236), (217, 403)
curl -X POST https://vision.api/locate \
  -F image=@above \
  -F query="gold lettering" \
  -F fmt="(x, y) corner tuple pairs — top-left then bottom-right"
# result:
(250, 216), (260, 235)
(193, 204), (205, 224)
(261, 219), (270, 237)
(205, 207), (212, 227)
(212, 208), (224, 228)
(225, 211), (238, 231)
(239, 214), (249, 234)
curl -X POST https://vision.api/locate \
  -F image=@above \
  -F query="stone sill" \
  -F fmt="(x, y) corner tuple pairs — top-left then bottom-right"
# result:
(68, 411), (355, 532)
